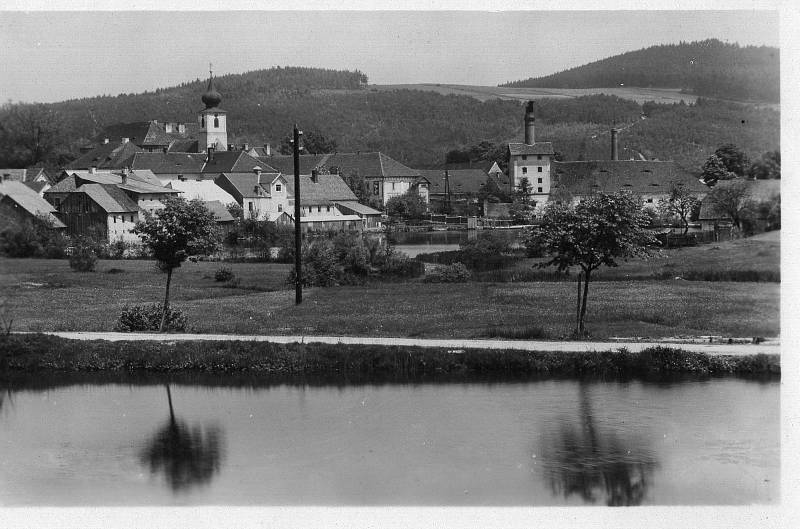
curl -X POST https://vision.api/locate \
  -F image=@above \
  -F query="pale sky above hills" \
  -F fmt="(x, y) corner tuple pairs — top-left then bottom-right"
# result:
(0, 9), (780, 104)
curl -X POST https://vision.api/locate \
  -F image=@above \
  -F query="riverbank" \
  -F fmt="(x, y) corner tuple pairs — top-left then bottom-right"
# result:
(0, 334), (780, 377)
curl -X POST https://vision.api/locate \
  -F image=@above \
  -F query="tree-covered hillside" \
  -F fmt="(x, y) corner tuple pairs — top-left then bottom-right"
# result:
(502, 39), (779, 103)
(0, 66), (779, 173)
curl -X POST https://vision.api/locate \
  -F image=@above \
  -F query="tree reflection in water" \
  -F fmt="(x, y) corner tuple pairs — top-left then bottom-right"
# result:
(540, 382), (659, 506)
(140, 385), (225, 493)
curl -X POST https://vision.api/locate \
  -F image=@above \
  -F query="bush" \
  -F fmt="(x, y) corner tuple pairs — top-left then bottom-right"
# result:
(68, 239), (97, 272)
(214, 267), (235, 282)
(380, 251), (424, 278)
(114, 304), (187, 332)
(424, 262), (471, 283)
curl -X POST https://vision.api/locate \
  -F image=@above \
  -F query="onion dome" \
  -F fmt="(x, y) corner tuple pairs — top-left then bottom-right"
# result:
(201, 75), (222, 109)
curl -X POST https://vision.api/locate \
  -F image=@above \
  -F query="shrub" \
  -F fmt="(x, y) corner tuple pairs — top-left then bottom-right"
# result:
(214, 267), (235, 282)
(114, 304), (187, 332)
(68, 239), (97, 272)
(424, 262), (471, 283)
(380, 251), (424, 278)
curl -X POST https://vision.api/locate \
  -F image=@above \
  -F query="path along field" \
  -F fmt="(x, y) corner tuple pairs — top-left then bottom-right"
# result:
(0, 232), (779, 340)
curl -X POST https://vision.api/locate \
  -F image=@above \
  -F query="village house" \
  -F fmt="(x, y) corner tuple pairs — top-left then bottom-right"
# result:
(57, 183), (142, 242)
(0, 180), (66, 230)
(506, 101), (555, 202)
(417, 168), (491, 214)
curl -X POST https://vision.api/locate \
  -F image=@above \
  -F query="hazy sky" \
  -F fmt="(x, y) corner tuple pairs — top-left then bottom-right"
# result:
(0, 9), (780, 104)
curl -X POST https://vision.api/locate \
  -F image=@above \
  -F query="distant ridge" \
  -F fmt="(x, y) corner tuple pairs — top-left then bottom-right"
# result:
(501, 39), (779, 103)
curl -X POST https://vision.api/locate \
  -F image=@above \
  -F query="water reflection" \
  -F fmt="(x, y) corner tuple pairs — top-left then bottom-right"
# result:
(540, 382), (659, 506)
(139, 385), (225, 493)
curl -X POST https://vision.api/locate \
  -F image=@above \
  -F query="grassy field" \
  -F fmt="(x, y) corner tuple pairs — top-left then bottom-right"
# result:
(370, 84), (701, 105)
(0, 245), (779, 339)
(500, 230), (781, 282)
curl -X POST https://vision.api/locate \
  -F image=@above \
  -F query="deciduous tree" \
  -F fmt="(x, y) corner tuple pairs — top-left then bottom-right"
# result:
(703, 179), (753, 230)
(528, 192), (657, 336)
(133, 197), (220, 331)
(657, 183), (701, 234)
(700, 154), (734, 186)
(714, 143), (750, 177)
(385, 191), (427, 220)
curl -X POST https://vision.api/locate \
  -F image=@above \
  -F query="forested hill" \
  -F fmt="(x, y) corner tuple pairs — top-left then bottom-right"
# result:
(0, 66), (780, 173)
(501, 40), (779, 103)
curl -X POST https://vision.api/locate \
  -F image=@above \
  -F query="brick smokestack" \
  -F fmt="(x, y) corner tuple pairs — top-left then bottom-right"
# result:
(524, 101), (535, 145)
(611, 128), (619, 161)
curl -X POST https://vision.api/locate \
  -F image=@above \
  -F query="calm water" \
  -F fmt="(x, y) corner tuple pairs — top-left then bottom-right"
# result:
(0, 376), (778, 506)
(382, 229), (523, 257)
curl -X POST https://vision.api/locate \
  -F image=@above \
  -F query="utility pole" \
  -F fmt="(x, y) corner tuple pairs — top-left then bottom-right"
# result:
(293, 124), (303, 304)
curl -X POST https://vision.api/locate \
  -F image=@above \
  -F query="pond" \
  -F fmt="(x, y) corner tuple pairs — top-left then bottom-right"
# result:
(0, 375), (778, 506)
(376, 229), (524, 257)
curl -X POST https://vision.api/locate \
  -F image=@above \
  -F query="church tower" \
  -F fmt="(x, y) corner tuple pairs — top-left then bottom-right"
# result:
(198, 67), (228, 152)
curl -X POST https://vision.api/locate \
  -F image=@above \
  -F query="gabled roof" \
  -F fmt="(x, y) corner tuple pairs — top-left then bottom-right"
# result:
(284, 173), (359, 205)
(260, 152), (419, 179)
(75, 183), (140, 213)
(131, 152), (207, 174)
(167, 139), (200, 153)
(47, 170), (178, 196)
(203, 200), (236, 223)
(550, 160), (708, 196)
(699, 179), (780, 220)
(96, 121), (172, 147)
(256, 154), (330, 175)
(0, 180), (66, 227)
(417, 168), (490, 195)
(201, 151), (278, 174)
(217, 172), (282, 199)
(334, 201), (383, 216)
(166, 179), (237, 204)
(508, 142), (555, 156)
(66, 141), (144, 170)
(23, 181), (48, 194)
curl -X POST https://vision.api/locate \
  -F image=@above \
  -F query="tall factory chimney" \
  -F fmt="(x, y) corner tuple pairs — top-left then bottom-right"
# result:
(611, 127), (619, 161)
(524, 101), (535, 145)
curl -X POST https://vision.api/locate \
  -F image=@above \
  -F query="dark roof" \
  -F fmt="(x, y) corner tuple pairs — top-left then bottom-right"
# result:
(23, 181), (48, 194)
(260, 152), (419, 179)
(256, 154), (331, 175)
(418, 169), (490, 195)
(131, 152), (207, 174)
(0, 180), (66, 227)
(76, 183), (140, 213)
(424, 160), (500, 173)
(203, 200), (236, 223)
(508, 142), (555, 156)
(201, 151), (278, 174)
(168, 139), (200, 153)
(284, 173), (358, 205)
(66, 141), (144, 170)
(699, 179), (780, 220)
(551, 160), (708, 196)
(46, 170), (177, 196)
(216, 172), (283, 199)
(0, 168), (49, 183)
(96, 121), (172, 147)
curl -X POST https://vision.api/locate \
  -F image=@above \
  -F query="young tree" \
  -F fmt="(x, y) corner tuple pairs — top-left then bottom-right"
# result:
(517, 177), (532, 203)
(703, 179), (753, 230)
(133, 197), (220, 331)
(700, 154), (734, 186)
(747, 150), (780, 180)
(385, 191), (427, 219)
(657, 183), (701, 234)
(529, 192), (658, 336)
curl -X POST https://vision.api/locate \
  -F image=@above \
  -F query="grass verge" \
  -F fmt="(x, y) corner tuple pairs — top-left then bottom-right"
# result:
(0, 335), (779, 378)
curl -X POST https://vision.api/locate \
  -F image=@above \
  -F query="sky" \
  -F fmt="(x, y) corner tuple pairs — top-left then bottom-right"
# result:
(0, 8), (780, 104)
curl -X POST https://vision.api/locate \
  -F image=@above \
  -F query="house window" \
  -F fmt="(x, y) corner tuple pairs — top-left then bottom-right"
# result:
(326, 206), (331, 212)
(276, 184), (281, 192)
(646, 198), (653, 203)
(113, 215), (117, 223)
(248, 202), (253, 211)
(373, 181), (380, 195)
(537, 167), (542, 173)
(538, 187), (543, 192)
(538, 178), (542, 183)
(522, 155), (527, 161)
(213, 114), (219, 128)
(522, 167), (527, 174)
(317, 206), (321, 212)
(278, 204), (282, 212)
(537, 155), (542, 160)
(391, 182), (396, 190)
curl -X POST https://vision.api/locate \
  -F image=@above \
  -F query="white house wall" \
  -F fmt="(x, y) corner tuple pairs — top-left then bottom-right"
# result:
(106, 213), (140, 243)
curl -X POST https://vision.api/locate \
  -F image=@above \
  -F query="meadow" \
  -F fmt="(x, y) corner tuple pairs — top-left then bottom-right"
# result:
(0, 232), (780, 340)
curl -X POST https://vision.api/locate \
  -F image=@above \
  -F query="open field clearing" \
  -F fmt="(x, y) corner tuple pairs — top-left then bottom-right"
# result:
(0, 256), (779, 340)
